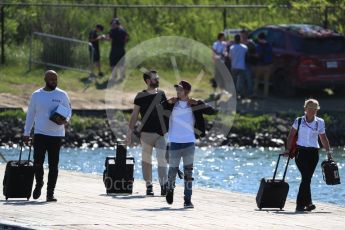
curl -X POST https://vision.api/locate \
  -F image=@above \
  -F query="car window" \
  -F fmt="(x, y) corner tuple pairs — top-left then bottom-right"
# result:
(291, 35), (345, 54)
(268, 30), (286, 49)
(249, 29), (269, 43)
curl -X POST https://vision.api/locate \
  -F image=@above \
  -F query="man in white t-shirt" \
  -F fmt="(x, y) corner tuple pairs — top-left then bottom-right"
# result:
(229, 34), (248, 98)
(160, 80), (217, 209)
(23, 70), (72, 202)
(212, 32), (228, 90)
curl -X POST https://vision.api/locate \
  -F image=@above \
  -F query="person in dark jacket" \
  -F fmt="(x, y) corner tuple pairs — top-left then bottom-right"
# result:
(253, 32), (273, 97)
(106, 18), (129, 82)
(89, 24), (105, 77)
(159, 80), (217, 208)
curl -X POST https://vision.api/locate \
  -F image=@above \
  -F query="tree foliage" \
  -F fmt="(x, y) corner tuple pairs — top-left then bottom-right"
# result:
(2, 0), (345, 65)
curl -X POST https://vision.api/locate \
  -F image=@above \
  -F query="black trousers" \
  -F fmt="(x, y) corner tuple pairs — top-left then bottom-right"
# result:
(295, 146), (319, 207)
(33, 134), (62, 195)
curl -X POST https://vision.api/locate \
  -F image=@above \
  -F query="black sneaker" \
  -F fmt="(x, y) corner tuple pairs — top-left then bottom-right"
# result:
(305, 204), (316, 211)
(184, 200), (194, 209)
(46, 195), (57, 202)
(32, 184), (43, 200)
(161, 184), (167, 196)
(146, 185), (154, 196)
(295, 205), (305, 212)
(166, 189), (174, 205)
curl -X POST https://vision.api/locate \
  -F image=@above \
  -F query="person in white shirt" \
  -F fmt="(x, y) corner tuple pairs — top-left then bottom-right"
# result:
(212, 32), (228, 90)
(212, 32), (227, 63)
(229, 34), (248, 98)
(23, 70), (71, 202)
(160, 80), (217, 209)
(284, 99), (332, 212)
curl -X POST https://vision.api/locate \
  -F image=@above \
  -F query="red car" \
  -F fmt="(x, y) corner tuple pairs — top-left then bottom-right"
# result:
(249, 24), (345, 96)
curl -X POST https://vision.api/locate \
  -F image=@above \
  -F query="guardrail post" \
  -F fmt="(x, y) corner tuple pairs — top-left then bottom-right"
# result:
(29, 33), (33, 71)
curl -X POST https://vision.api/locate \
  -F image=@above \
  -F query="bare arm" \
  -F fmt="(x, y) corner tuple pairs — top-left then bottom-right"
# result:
(283, 127), (297, 155)
(126, 105), (140, 145)
(319, 133), (333, 159)
(104, 34), (112, 41)
(89, 35), (105, 42)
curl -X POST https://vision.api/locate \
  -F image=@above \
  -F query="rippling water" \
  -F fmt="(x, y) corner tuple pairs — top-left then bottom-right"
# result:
(1, 146), (344, 206)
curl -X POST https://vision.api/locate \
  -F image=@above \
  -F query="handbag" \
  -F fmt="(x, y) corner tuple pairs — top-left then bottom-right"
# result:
(321, 159), (341, 185)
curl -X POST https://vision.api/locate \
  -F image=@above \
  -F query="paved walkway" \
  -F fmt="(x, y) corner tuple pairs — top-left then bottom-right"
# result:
(0, 165), (344, 230)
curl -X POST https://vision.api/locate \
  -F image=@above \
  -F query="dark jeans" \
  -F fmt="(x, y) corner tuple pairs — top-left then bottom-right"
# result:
(33, 134), (62, 196)
(167, 142), (195, 201)
(295, 146), (319, 207)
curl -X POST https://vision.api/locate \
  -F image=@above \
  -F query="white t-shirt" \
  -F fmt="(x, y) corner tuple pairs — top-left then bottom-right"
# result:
(213, 40), (227, 61)
(229, 43), (248, 70)
(168, 101), (196, 143)
(24, 87), (72, 137)
(292, 115), (326, 148)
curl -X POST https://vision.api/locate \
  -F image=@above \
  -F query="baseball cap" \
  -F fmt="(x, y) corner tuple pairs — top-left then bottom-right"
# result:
(110, 18), (120, 25)
(174, 80), (192, 91)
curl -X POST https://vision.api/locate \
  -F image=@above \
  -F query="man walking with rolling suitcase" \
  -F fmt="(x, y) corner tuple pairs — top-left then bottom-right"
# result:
(23, 70), (72, 202)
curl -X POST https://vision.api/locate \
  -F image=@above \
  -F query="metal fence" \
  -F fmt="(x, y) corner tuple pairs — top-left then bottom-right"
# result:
(29, 32), (93, 73)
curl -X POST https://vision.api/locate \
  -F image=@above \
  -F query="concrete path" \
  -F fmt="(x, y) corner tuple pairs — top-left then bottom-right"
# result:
(0, 165), (344, 230)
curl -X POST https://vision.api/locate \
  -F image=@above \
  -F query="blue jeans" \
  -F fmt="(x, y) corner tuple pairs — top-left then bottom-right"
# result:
(167, 142), (195, 201)
(233, 66), (253, 97)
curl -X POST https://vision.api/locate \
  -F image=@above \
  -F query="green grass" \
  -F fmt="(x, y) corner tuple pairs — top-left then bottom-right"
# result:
(1, 40), (215, 102)
(0, 110), (108, 132)
(0, 109), (26, 120)
(232, 114), (273, 133)
(0, 63), (88, 94)
(70, 114), (106, 133)
(0, 62), (215, 103)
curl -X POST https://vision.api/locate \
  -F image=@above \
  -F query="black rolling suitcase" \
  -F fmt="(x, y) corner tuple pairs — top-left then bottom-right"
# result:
(103, 142), (134, 194)
(321, 159), (341, 185)
(3, 142), (35, 200)
(256, 153), (290, 210)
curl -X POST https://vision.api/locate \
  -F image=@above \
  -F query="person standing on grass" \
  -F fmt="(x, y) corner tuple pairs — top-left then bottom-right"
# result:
(212, 32), (228, 89)
(253, 32), (273, 97)
(126, 70), (168, 196)
(23, 70), (72, 202)
(106, 18), (129, 82)
(160, 80), (217, 208)
(89, 24), (105, 77)
(229, 34), (248, 99)
(284, 99), (333, 212)
(239, 30), (255, 98)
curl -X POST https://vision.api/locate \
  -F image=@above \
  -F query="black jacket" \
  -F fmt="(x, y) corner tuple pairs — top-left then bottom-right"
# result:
(158, 99), (217, 139)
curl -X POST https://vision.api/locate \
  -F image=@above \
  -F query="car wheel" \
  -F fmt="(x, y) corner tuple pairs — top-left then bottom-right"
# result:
(273, 71), (296, 97)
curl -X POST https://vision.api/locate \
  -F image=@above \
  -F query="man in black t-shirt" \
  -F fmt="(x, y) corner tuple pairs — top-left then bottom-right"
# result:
(89, 24), (105, 77)
(106, 18), (129, 82)
(126, 70), (168, 196)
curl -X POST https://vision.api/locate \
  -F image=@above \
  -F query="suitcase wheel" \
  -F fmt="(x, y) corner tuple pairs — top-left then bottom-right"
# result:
(5, 197), (8, 201)
(27, 197), (30, 201)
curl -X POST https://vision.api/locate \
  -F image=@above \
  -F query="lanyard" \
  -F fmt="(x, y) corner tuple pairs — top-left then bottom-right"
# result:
(303, 117), (318, 131)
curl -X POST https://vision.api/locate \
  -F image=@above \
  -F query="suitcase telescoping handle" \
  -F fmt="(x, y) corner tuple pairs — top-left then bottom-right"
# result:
(272, 153), (290, 182)
(18, 139), (33, 164)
